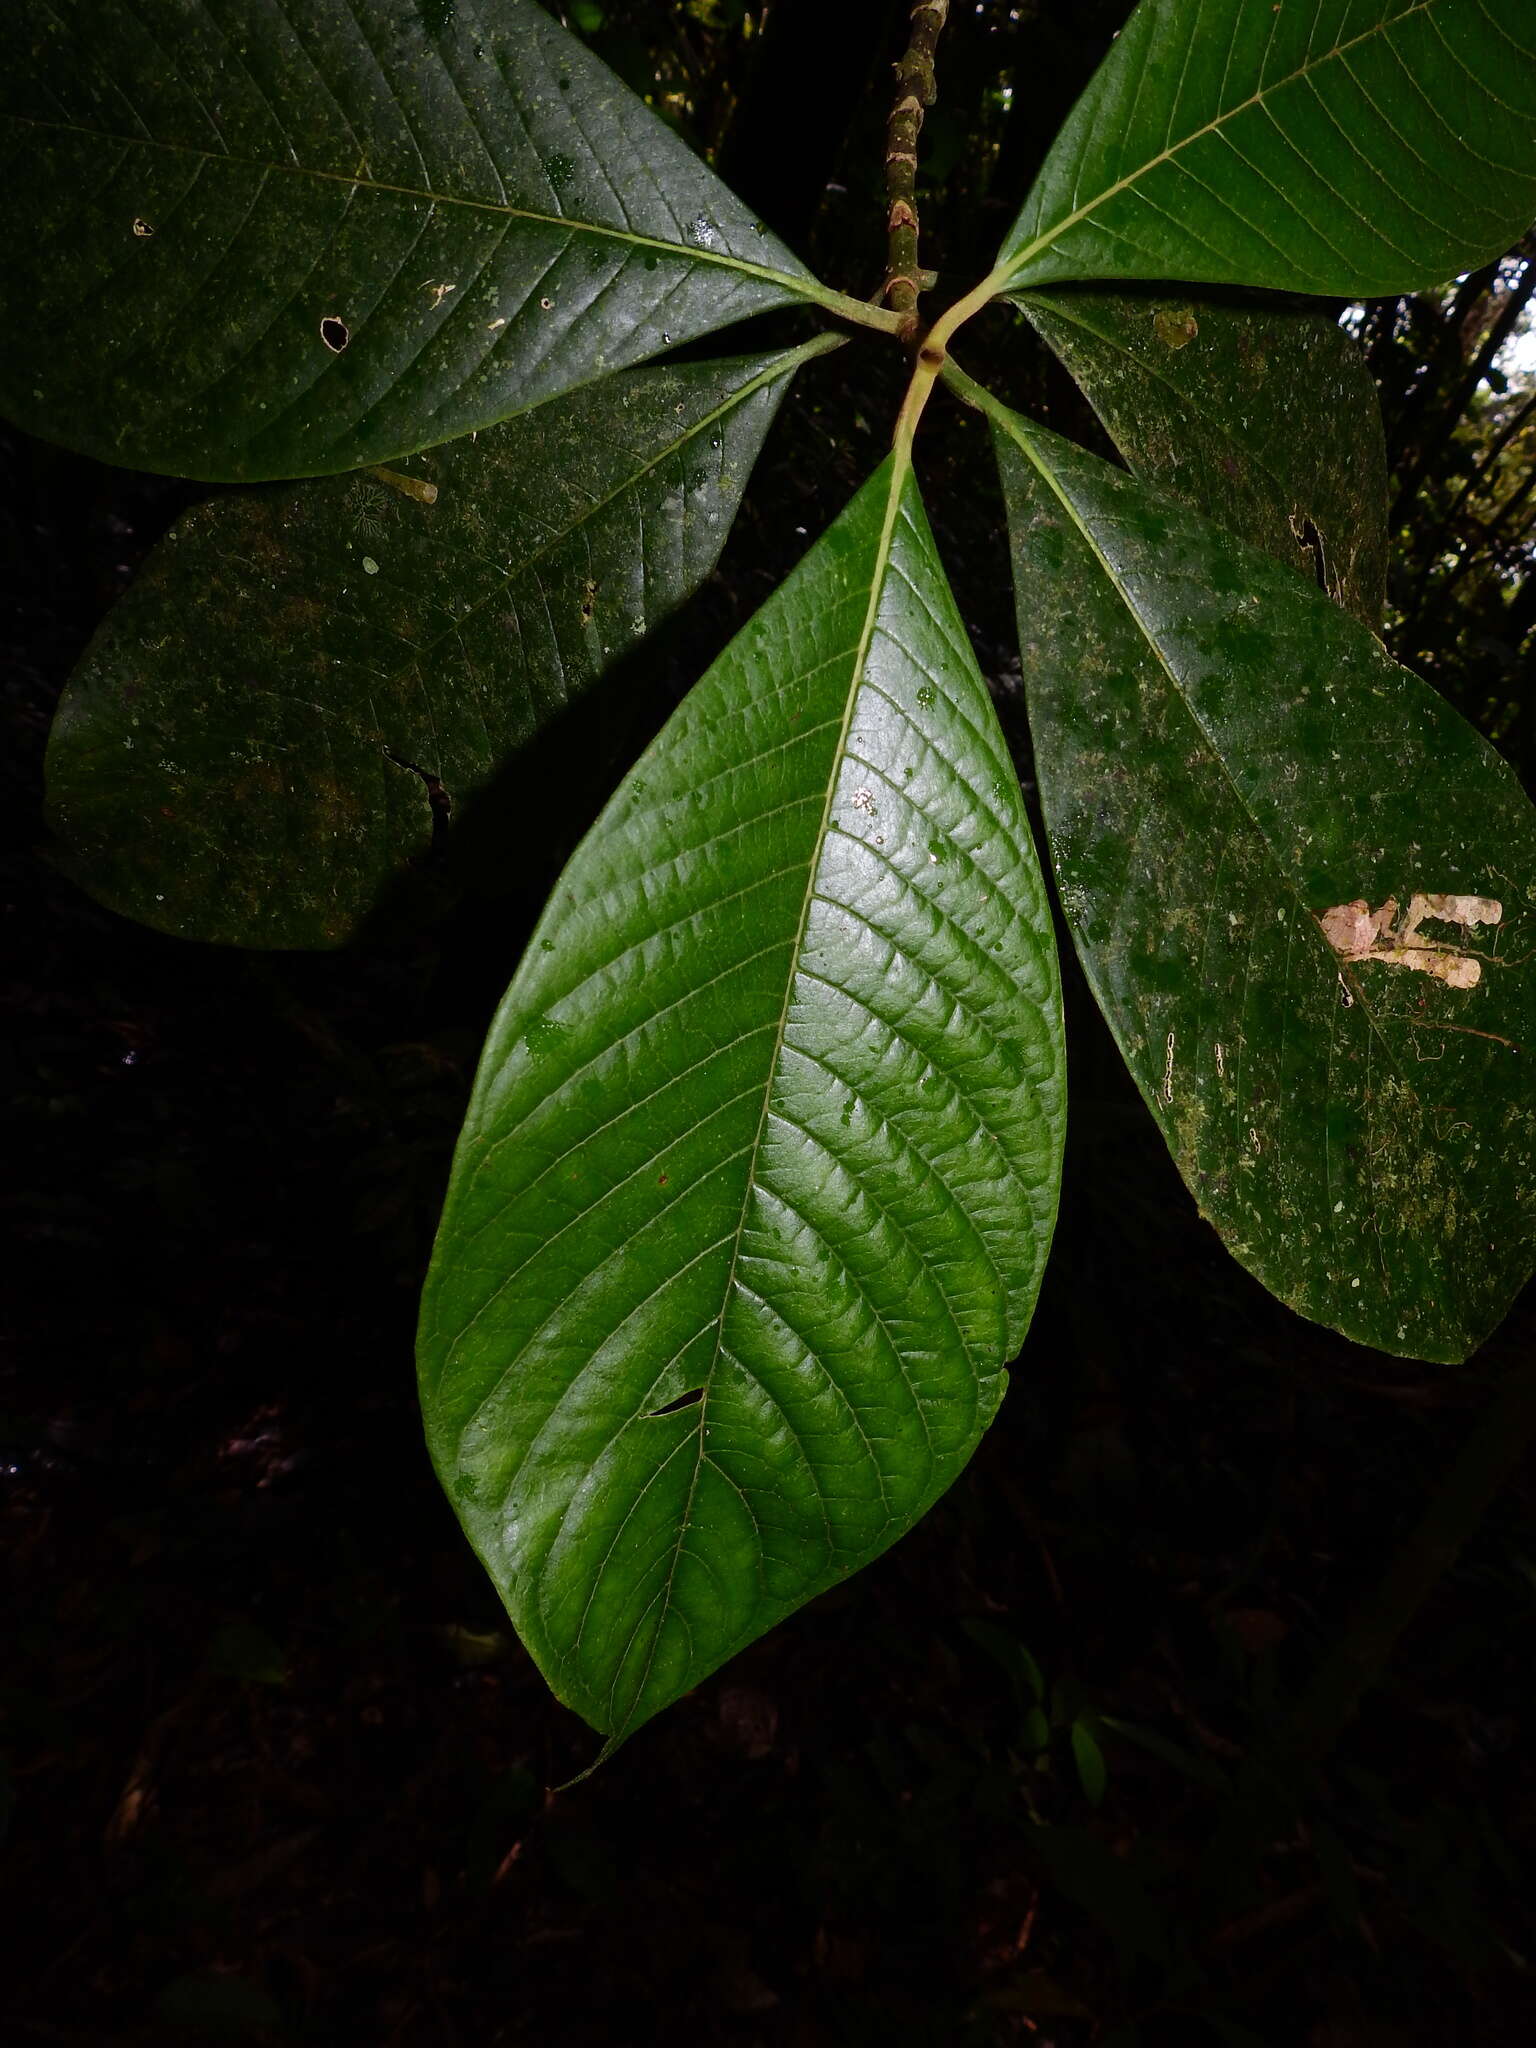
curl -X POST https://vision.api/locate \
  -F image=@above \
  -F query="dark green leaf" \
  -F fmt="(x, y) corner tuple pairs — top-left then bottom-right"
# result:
(46, 344), (823, 949)
(1071, 1718), (1109, 1808)
(1014, 290), (1388, 626)
(990, 404), (1536, 1362)
(960, 1615), (1046, 1704)
(1, 0), (831, 479)
(998, 0), (1536, 297)
(418, 458), (1065, 1745)
(1098, 1713), (1230, 1791)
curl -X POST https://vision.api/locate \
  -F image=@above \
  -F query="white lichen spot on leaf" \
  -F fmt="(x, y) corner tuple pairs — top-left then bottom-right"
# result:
(346, 478), (392, 538)
(1317, 891), (1503, 990)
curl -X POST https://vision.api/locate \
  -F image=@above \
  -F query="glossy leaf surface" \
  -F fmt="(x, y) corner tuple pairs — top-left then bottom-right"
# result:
(992, 408), (1536, 1362)
(998, 0), (1536, 298)
(46, 345), (824, 949)
(1014, 290), (1388, 625)
(418, 459), (1065, 1743)
(1, 0), (822, 480)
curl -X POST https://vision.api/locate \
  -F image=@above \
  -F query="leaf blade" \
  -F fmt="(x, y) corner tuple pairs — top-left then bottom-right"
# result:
(1013, 289), (1388, 626)
(999, 0), (1536, 298)
(2, 0), (826, 479)
(418, 459), (1065, 1741)
(45, 343), (828, 948)
(990, 403), (1536, 1362)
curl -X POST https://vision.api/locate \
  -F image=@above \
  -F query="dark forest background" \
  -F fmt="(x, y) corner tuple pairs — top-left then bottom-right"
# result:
(6, 3), (1536, 2042)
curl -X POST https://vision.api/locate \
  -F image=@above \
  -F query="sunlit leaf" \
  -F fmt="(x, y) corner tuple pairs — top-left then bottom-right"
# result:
(418, 457), (1065, 1746)
(998, 0), (1536, 298)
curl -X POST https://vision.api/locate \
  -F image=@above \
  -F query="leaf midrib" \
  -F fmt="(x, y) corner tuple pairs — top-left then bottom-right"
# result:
(597, 452), (912, 1734)
(1004, 415), (1308, 874)
(417, 342), (835, 657)
(1001, 414), (1484, 1266)
(1001, 0), (1440, 280)
(1012, 293), (1307, 521)
(5, 110), (822, 302)
(387, 355), (828, 787)
(177, 344), (829, 777)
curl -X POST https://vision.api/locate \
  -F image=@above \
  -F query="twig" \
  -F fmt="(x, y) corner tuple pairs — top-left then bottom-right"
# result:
(884, 1), (949, 333)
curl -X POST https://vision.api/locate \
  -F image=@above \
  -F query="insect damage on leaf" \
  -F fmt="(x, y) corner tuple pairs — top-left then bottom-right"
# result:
(1317, 893), (1504, 990)
(1288, 509), (1329, 593)
(1153, 307), (1198, 349)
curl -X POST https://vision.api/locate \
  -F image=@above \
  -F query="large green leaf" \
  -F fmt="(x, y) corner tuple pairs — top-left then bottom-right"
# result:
(45, 343), (829, 949)
(418, 457), (1065, 1745)
(1013, 290), (1388, 626)
(997, 0), (1536, 298)
(988, 400), (1536, 1363)
(1, 0), (833, 480)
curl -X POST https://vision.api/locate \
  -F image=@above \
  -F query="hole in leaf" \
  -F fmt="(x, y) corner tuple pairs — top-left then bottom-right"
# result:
(385, 752), (453, 851)
(1289, 510), (1328, 592)
(320, 316), (351, 353)
(646, 1388), (704, 1419)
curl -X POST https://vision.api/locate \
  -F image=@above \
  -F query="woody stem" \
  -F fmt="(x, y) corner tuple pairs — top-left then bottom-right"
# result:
(885, 0), (950, 332)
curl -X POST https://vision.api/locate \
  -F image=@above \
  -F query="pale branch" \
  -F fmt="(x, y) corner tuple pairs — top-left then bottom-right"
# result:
(884, 0), (949, 331)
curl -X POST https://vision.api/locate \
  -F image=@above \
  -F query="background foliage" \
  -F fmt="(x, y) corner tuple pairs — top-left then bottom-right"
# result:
(6, 1), (1536, 2041)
